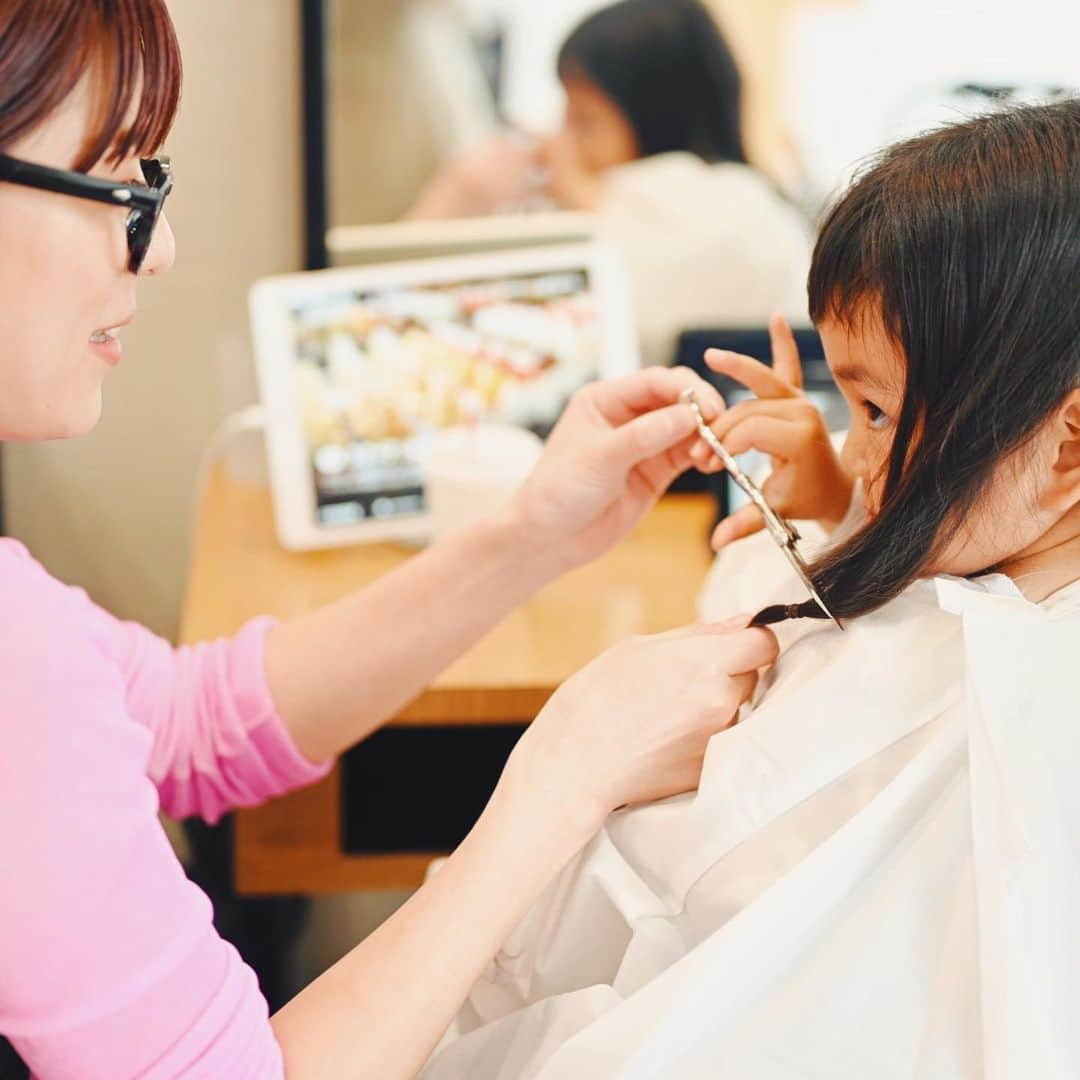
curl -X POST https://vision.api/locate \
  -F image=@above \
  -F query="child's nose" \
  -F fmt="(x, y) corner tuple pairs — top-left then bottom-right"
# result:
(840, 433), (865, 481)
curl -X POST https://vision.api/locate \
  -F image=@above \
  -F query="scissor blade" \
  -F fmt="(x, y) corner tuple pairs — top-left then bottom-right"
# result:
(779, 543), (842, 628)
(682, 388), (842, 629)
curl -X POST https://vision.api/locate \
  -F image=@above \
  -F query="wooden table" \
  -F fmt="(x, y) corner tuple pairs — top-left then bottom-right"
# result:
(180, 468), (716, 894)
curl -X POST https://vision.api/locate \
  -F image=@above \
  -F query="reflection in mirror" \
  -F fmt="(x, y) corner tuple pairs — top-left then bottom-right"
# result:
(322, 0), (1080, 229)
(315, 0), (1078, 361)
(326, 0), (498, 229)
(320, 1), (815, 364)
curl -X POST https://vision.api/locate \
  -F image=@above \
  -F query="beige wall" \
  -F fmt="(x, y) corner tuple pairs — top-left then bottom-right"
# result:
(4, 0), (305, 639)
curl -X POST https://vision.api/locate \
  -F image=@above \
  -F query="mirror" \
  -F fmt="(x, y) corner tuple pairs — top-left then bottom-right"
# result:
(303, 0), (1078, 273)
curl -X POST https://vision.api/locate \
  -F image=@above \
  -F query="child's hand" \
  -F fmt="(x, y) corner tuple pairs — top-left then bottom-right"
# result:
(703, 315), (855, 551)
(538, 132), (607, 211)
(406, 135), (539, 219)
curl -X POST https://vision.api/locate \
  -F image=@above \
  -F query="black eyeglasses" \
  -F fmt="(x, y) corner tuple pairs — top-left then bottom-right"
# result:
(0, 153), (174, 274)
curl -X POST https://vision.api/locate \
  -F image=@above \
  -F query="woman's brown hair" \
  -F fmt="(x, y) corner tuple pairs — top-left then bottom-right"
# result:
(0, 0), (182, 169)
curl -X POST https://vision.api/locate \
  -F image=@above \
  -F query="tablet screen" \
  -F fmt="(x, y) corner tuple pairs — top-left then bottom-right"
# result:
(288, 268), (599, 528)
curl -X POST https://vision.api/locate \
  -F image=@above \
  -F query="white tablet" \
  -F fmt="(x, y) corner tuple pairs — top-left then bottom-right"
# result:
(250, 244), (639, 550)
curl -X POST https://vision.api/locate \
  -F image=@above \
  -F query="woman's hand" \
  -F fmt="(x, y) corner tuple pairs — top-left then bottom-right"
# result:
(503, 619), (779, 829)
(510, 367), (725, 573)
(705, 315), (854, 551)
(274, 617), (777, 1079)
(269, 366), (723, 765)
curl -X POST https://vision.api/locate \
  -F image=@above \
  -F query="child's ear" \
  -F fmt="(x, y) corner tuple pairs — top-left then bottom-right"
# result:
(1046, 390), (1080, 510)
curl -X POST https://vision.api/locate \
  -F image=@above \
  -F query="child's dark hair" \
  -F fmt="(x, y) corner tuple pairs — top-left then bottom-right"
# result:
(806, 100), (1080, 620)
(556, 0), (746, 166)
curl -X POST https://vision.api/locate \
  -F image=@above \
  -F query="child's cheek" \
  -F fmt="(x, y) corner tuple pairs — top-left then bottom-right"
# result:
(862, 470), (886, 517)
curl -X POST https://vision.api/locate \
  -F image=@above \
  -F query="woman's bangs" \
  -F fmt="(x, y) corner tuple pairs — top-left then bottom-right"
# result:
(77, 0), (182, 171)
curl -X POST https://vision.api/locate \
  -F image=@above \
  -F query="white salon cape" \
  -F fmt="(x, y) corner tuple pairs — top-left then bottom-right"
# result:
(423, 520), (1080, 1078)
(593, 153), (813, 364)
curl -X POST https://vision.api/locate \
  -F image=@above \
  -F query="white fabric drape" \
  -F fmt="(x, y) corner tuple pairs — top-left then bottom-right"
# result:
(423, 526), (1080, 1078)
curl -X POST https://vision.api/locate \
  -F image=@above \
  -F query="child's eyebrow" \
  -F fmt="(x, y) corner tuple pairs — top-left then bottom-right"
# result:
(830, 364), (895, 394)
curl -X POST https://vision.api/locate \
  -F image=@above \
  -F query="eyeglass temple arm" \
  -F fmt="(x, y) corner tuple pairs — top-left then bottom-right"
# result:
(0, 154), (158, 212)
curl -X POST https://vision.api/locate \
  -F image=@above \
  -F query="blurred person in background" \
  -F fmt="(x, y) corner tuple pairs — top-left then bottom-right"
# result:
(409, 0), (813, 363)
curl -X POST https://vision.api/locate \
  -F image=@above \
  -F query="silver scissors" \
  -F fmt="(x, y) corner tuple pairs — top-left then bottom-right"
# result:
(681, 388), (841, 628)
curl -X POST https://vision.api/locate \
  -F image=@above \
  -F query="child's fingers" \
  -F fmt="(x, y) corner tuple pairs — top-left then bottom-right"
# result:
(721, 415), (806, 459)
(769, 313), (804, 391)
(704, 349), (798, 401)
(711, 504), (765, 550)
(709, 396), (808, 444)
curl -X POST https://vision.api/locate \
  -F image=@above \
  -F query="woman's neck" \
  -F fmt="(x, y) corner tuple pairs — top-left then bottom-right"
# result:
(995, 501), (1080, 602)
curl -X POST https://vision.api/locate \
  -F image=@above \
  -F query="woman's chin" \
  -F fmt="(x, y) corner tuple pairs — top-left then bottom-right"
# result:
(65, 396), (105, 438)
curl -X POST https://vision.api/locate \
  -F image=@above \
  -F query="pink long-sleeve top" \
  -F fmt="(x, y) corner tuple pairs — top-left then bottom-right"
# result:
(0, 539), (333, 1078)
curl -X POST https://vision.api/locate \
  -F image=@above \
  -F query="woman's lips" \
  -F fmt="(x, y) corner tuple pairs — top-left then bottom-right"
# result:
(90, 327), (123, 366)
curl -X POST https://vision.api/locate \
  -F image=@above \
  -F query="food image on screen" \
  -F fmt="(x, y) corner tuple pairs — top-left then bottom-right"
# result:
(290, 269), (598, 527)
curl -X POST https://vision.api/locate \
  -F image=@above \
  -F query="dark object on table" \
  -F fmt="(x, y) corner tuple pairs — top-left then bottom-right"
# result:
(342, 724), (527, 854)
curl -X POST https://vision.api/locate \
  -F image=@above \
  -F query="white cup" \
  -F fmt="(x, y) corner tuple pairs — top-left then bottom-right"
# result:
(420, 424), (543, 539)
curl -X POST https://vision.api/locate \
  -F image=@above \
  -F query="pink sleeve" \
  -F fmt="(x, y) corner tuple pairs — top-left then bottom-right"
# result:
(18, 535), (333, 822)
(0, 542), (327, 1076)
(101, 612), (333, 822)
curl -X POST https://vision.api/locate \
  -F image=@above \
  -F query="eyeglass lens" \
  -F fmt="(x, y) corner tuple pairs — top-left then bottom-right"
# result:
(126, 159), (169, 273)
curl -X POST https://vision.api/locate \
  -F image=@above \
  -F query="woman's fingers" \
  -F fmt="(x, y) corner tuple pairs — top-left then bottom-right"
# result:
(601, 402), (703, 476)
(519, 622), (782, 815)
(689, 435), (725, 473)
(634, 430), (703, 494)
(710, 503), (765, 550)
(587, 366), (724, 427)
(716, 625), (780, 673)
(656, 623), (779, 672)
(727, 669), (759, 712)
(769, 313), (804, 391)
(705, 348), (797, 401)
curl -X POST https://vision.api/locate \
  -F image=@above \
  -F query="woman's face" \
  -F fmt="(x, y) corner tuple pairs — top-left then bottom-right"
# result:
(0, 82), (175, 441)
(560, 76), (639, 175)
(820, 314), (1074, 578)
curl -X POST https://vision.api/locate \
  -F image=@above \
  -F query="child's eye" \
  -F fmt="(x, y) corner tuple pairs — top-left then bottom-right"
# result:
(863, 401), (890, 429)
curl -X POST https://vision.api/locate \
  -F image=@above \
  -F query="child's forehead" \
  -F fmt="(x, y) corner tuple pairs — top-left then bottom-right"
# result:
(817, 315), (904, 397)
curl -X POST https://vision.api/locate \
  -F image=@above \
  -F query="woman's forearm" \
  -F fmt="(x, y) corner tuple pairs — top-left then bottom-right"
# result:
(270, 768), (598, 1078)
(264, 508), (562, 764)
(263, 366), (728, 764)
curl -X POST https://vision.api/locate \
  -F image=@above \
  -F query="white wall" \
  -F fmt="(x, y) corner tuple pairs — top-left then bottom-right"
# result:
(788, 0), (1080, 197)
